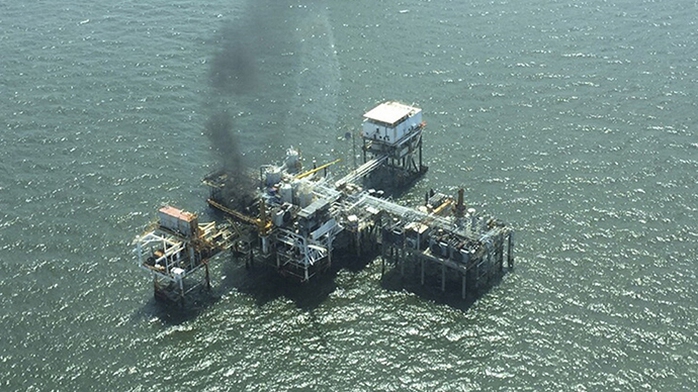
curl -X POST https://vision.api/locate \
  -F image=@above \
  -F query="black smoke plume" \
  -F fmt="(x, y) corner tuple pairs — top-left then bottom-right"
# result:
(204, 111), (242, 172)
(203, 16), (262, 208)
(205, 18), (257, 168)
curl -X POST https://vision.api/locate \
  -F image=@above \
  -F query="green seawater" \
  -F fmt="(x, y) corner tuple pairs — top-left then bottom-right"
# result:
(1, 0), (697, 390)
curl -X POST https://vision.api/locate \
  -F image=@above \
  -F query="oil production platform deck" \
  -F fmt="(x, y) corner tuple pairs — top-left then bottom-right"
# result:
(133, 101), (514, 305)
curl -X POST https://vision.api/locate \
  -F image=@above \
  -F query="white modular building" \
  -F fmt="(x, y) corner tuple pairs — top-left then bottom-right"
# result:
(362, 101), (423, 145)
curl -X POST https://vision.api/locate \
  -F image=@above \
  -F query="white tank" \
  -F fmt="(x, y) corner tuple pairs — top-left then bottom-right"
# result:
(285, 148), (301, 173)
(468, 208), (477, 234)
(298, 186), (314, 208)
(280, 183), (293, 204)
(265, 167), (282, 186)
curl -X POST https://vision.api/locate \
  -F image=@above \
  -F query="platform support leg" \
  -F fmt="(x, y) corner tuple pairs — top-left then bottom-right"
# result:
(507, 231), (515, 269)
(441, 264), (446, 292)
(487, 247), (493, 282)
(328, 242), (333, 270)
(177, 277), (185, 307)
(420, 258), (425, 285)
(400, 249), (405, 277)
(205, 262), (211, 291)
(419, 137), (423, 170)
(498, 232), (505, 273)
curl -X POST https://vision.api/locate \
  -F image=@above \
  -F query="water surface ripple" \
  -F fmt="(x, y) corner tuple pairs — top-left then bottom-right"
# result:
(1, 0), (696, 390)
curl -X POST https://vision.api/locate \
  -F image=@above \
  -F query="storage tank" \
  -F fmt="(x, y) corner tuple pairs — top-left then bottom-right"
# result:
(460, 248), (471, 264)
(451, 246), (463, 262)
(439, 241), (449, 258)
(285, 148), (301, 173)
(468, 208), (477, 233)
(298, 186), (314, 208)
(273, 209), (285, 226)
(265, 167), (282, 186)
(280, 183), (293, 204)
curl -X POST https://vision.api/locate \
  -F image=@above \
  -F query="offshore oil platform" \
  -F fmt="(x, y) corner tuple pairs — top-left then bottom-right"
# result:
(133, 101), (514, 305)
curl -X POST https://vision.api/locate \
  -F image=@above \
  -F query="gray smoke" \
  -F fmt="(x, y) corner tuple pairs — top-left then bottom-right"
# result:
(203, 15), (259, 177)
(203, 109), (255, 208)
(204, 111), (242, 172)
(203, 1), (300, 172)
(208, 23), (257, 96)
(202, 15), (262, 207)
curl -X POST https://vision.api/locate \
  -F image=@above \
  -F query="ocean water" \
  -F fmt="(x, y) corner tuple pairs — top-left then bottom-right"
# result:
(1, 0), (697, 390)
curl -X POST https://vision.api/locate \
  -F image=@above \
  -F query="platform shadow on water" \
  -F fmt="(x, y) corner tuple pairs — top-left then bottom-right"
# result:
(379, 261), (508, 312)
(131, 254), (504, 325)
(132, 288), (222, 326)
(218, 249), (379, 311)
(130, 250), (379, 326)
(219, 255), (337, 311)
